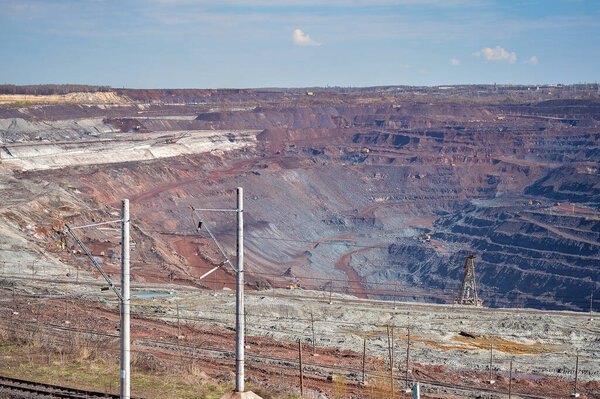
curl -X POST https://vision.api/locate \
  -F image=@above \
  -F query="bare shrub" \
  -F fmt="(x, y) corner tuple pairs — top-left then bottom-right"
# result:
(131, 350), (167, 372)
(187, 360), (208, 378)
(0, 322), (8, 341)
(70, 333), (96, 361)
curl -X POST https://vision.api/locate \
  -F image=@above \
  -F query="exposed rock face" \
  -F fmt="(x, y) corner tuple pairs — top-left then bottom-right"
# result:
(1, 86), (598, 310)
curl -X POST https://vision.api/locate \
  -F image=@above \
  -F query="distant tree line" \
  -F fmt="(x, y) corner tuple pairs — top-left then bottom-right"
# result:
(0, 84), (112, 95)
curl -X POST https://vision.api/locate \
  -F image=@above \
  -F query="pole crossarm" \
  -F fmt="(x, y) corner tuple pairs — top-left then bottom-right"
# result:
(69, 219), (125, 230)
(64, 224), (123, 301)
(192, 208), (239, 213)
(199, 263), (224, 280)
(191, 207), (238, 273)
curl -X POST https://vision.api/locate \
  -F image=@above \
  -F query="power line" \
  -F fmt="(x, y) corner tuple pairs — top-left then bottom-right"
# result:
(4, 295), (598, 355)
(3, 315), (597, 385)
(3, 272), (597, 308)
(6, 315), (598, 363)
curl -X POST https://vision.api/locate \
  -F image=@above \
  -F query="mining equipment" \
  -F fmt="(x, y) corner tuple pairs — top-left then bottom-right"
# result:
(418, 232), (431, 242)
(0, 145), (9, 163)
(165, 133), (190, 144)
(454, 253), (483, 306)
(56, 232), (67, 250)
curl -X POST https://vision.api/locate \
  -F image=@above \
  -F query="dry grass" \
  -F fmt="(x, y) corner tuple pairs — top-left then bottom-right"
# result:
(331, 371), (347, 399)
(0, 319), (301, 399)
(368, 364), (394, 399)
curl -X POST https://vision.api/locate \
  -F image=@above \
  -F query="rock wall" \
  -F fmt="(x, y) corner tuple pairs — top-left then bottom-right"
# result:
(1, 87), (598, 310)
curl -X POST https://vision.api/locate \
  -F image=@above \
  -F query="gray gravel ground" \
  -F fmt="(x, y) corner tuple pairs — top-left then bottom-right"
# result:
(130, 286), (600, 383)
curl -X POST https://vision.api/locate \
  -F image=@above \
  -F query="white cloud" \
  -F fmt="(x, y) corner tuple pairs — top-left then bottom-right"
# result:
(293, 29), (321, 46)
(473, 45), (517, 64)
(526, 56), (539, 65)
(450, 58), (460, 66)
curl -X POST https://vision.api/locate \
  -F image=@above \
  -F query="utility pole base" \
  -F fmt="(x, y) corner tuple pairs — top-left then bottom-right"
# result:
(220, 391), (262, 399)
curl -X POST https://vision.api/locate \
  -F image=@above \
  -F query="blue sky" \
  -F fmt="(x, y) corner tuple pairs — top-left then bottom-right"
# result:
(1, 0), (598, 88)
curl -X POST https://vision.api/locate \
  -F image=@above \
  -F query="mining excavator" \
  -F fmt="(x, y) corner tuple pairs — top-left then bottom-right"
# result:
(165, 133), (190, 144)
(418, 232), (431, 242)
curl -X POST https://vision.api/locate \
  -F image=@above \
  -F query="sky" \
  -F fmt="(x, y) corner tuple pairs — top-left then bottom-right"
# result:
(0, 0), (598, 88)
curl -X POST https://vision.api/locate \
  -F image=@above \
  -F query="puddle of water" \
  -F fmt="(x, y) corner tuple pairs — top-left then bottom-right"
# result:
(133, 292), (175, 298)
(500, 371), (547, 380)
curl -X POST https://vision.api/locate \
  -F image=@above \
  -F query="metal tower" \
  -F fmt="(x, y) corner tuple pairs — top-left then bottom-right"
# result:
(455, 253), (482, 306)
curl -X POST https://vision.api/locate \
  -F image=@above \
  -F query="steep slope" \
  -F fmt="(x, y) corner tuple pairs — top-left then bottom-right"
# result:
(1, 86), (598, 310)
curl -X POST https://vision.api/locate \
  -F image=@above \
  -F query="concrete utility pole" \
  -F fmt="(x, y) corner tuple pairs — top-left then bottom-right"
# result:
(235, 187), (245, 393)
(120, 199), (131, 399)
(310, 312), (316, 356)
(362, 337), (366, 385)
(298, 339), (304, 396)
(387, 324), (394, 398)
(405, 327), (411, 389)
(64, 199), (130, 399)
(194, 188), (260, 399)
(488, 336), (495, 384)
(508, 360), (513, 399)
(573, 352), (580, 398)
(590, 291), (594, 321)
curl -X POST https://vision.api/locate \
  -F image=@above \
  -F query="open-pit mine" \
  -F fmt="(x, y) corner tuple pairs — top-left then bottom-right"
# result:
(0, 84), (599, 398)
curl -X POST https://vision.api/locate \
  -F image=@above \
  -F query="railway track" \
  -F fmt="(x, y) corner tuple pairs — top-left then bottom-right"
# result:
(0, 319), (582, 399)
(0, 375), (127, 398)
(3, 272), (593, 318)
(135, 338), (552, 399)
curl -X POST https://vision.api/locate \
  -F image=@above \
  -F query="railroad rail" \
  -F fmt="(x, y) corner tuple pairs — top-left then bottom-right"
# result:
(2, 272), (594, 318)
(0, 319), (583, 399)
(0, 375), (130, 399)
(135, 338), (551, 399)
